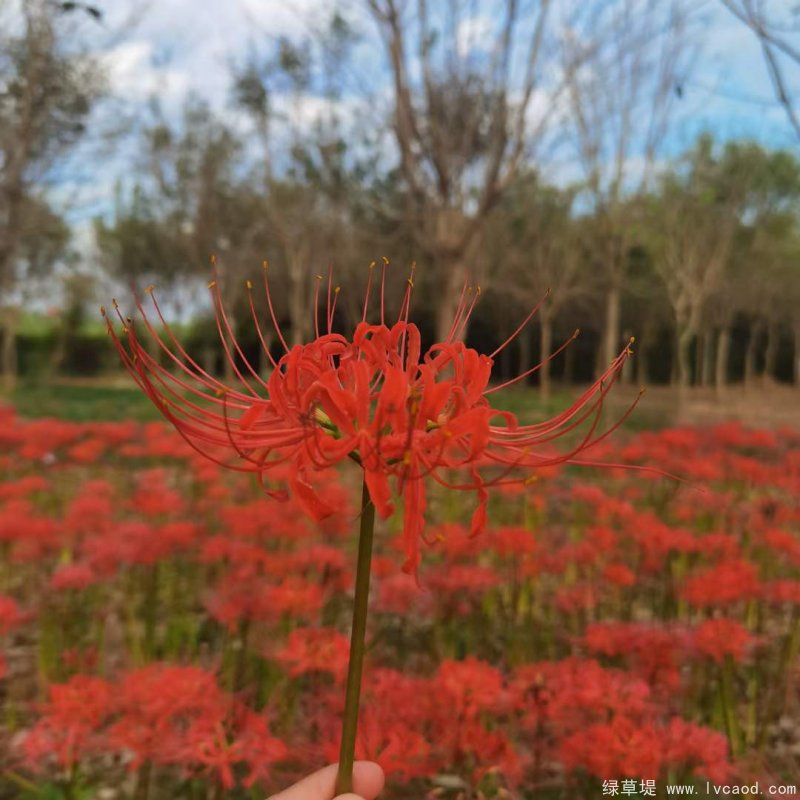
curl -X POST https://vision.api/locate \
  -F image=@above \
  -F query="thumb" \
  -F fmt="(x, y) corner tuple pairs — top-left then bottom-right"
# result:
(267, 762), (384, 800)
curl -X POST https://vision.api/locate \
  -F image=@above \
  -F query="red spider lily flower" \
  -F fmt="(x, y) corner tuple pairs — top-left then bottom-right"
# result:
(104, 260), (638, 574)
(0, 593), (26, 635)
(275, 627), (351, 682)
(680, 558), (762, 607)
(691, 618), (756, 664)
(19, 675), (114, 771)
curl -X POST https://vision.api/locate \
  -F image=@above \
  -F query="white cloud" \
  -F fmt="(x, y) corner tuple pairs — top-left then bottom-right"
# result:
(455, 16), (495, 58)
(101, 40), (190, 102)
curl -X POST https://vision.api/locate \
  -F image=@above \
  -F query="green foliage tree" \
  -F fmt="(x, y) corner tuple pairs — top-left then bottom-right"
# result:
(0, 0), (103, 387)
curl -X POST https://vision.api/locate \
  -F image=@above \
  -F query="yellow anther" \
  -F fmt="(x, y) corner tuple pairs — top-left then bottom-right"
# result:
(524, 475), (539, 486)
(315, 408), (334, 428)
(262, 260), (269, 270)
(316, 274), (323, 281)
(121, 326), (128, 334)
(476, 286), (482, 295)
(334, 286), (341, 294)
(245, 280), (252, 289)
(208, 280), (217, 289)
(407, 278), (414, 288)
(402, 452), (412, 466)
(381, 256), (389, 265)
(215, 388), (227, 397)
(368, 260), (376, 270)
(112, 298), (118, 308)
(210, 254), (217, 266)
(144, 284), (155, 294)
(99, 305), (106, 316)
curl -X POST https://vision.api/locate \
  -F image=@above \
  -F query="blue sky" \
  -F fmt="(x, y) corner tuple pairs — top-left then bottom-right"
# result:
(63, 0), (799, 226)
(19, 0), (795, 312)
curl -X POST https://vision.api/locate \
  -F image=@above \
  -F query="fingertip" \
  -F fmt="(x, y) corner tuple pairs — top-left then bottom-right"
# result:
(334, 794), (366, 800)
(352, 761), (385, 799)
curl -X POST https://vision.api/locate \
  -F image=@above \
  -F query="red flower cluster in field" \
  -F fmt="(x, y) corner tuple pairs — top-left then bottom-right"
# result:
(1, 407), (799, 795)
(20, 666), (286, 788)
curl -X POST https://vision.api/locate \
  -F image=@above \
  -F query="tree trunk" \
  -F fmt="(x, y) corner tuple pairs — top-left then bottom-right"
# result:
(715, 326), (731, 397)
(622, 329), (635, 385)
(202, 346), (216, 376)
(0, 309), (19, 391)
(517, 328), (532, 382)
(794, 325), (800, 387)
(635, 331), (648, 387)
(676, 326), (693, 392)
(433, 208), (477, 344)
(601, 282), (622, 375)
(763, 321), (779, 381)
(563, 338), (576, 385)
(538, 310), (553, 402)
(744, 320), (762, 387)
(695, 333), (704, 388)
(701, 330), (715, 387)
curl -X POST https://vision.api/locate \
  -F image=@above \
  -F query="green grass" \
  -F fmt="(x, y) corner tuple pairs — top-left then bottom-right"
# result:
(5, 377), (673, 431)
(6, 381), (162, 422)
(488, 383), (672, 431)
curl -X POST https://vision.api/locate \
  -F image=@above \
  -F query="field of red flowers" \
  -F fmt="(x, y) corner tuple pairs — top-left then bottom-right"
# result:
(1, 403), (799, 799)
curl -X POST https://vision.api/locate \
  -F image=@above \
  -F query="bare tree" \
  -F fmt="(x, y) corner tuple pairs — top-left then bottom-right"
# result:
(718, 0), (800, 142)
(365, 0), (564, 342)
(233, 26), (362, 346)
(559, 0), (693, 373)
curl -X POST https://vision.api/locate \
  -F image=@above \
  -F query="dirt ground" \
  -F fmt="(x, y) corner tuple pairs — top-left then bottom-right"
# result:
(612, 381), (800, 431)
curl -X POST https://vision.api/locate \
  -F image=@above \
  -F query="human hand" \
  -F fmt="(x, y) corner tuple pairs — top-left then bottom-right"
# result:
(267, 761), (385, 800)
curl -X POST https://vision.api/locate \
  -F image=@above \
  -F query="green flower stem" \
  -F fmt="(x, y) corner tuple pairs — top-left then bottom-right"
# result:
(720, 655), (742, 757)
(335, 477), (376, 796)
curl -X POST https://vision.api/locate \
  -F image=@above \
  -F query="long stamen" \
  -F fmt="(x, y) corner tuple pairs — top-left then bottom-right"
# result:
(133, 291), (226, 395)
(485, 329), (579, 395)
(362, 261), (376, 323)
(489, 288), (551, 359)
(326, 265), (333, 333)
(246, 280), (279, 369)
(314, 275), (323, 340)
(328, 285), (340, 335)
(208, 276), (263, 396)
(491, 341), (632, 437)
(263, 261), (290, 353)
(380, 256), (388, 326)
(453, 286), (481, 342)
(444, 279), (470, 342)
(445, 284), (472, 344)
(397, 263), (416, 366)
(396, 262), (416, 324)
